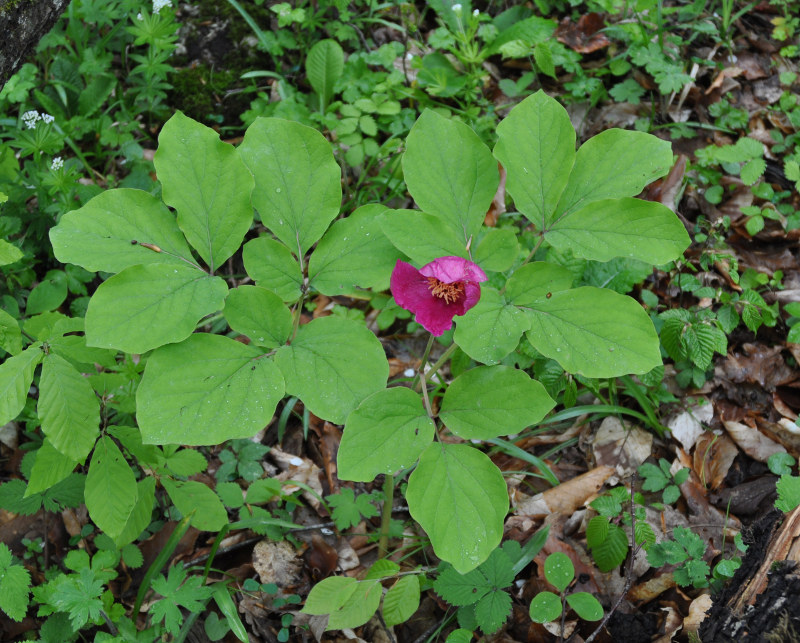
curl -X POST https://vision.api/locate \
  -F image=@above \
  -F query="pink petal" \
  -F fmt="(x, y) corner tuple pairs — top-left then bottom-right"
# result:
(390, 260), (431, 313)
(414, 296), (459, 336)
(462, 282), (482, 311)
(419, 256), (487, 284)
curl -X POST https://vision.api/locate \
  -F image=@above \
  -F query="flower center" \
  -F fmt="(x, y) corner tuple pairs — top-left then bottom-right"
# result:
(427, 277), (465, 304)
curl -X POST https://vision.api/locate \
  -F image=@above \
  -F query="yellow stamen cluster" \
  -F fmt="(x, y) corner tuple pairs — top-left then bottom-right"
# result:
(427, 277), (465, 304)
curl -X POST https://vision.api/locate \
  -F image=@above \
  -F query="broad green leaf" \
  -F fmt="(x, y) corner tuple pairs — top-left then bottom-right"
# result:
(38, 353), (99, 462)
(327, 580), (381, 630)
(23, 312), (80, 342)
(48, 335), (117, 369)
(529, 591), (562, 623)
(338, 387), (435, 482)
(302, 576), (358, 615)
(0, 308), (22, 355)
(85, 263), (228, 354)
(163, 449), (208, 477)
(566, 593), (603, 621)
(239, 118), (341, 254)
(275, 316), (388, 424)
(776, 474), (800, 512)
(0, 343), (40, 425)
(85, 436), (138, 541)
(590, 523), (628, 572)
(383, 575), (420, 627)
(0, 239), (23, 265)
(475, 590), (512, 634)
(494, 91), (575, 229)
(505, 262), (573, 306)
(546, 198), (690, 263)
(26, 270), (67, 314)
(555, 129), (673, 219)
(306, 39), (344, 109)
(544, 552), (574, 592)
(364, 559), (401, 580)
(379, 209), (467, 265)
(162, 478), (228, 532)
(474, 228), (519, 272)
(242, 237), (303, 302)
(309, 204), (404, 294)
(407, 443), (508, 573)
(116, 477), (156, 547)
(403, 110), (499, 240)
(525, 287), (661, 377)
(224, 286), (292, 348)
(440, 366), (554, 439)
(25, 440), (77, 497)
(446, 629), (474, 643)
(154, 111), (254, 271)
(454, 288), (530, 365)
(212, 583), (248, 643)
(49, 189), (194, 273)
(137, 333), (284, 445)
(0, 543), (30, 621)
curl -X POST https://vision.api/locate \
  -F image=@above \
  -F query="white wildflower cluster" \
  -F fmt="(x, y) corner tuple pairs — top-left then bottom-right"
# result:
(136, 12), (143, 20)
(51, 157), (64, 171)
(473, 8), (479, 16)
(451, 3), (462, 13)
(153, 0), (172, 13)
(21, 110), (55, 129)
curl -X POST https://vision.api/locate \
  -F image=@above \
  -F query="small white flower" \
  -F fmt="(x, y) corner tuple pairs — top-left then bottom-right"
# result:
(41, 113), (54, 124)
(51, 157), (64, 171)
(153, 0), (171, 13)
(473, 8), (479, 16)
(403, 368), (416, 377)
(22, 110), (41, 129)
(136, 12), (143, 20)
(451, 3), (462, 12)
(405, 52), (414, 61)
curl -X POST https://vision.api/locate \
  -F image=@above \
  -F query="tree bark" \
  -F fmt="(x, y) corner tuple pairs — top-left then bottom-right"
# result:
(0, 0), (71, 88)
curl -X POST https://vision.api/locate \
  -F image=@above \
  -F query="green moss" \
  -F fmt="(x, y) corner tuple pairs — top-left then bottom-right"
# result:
(167, 65), (249, 129)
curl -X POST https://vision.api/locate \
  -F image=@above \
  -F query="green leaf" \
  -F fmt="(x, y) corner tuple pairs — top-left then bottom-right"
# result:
(475, 589), (512, 634)
(0, 344), (42, 426)
(533, 42), (556, 78)
(590, 524), (628, 572)
(525, 287), (661, 377)
(0, 480), (41, 515)
(383, 575), (420, 627)
(306, 39), (344, 108)
(741, 158), (766, 186)
(433, 565), (492, 606)
(212, 583), (248, 643)
(407, 443), (508, 573)
(25, 440), (77, 496)
(85, 436), (138, 541)
(116, 477), (156, 547)
(239, 118), (341, 255)
(529, 591), (562, 623)
(309, 204), (404, 294)
(481, 547), (515, 588)
(446, 629), (475, 643)
(403, 110), (499, 240)
(338, 387), (435, 482)
(137, 333), (284, 445)
(440, 365), (554, 440)
(505, 262), (573, 306)
(154, 111), (254, 271)
(85, 264), (228, 354)
(49, 188), (195, 273)
(275, 316), (388, 424)
(0, 543), (31, 621)
(544, 552), (574, 592)
(162, 478), (228, 532)
(38, 353), (99, 462)
(494, 91), (575, 229)
(224, 286), (292, 348)
(454, 288), (530, 365)
(474, 228), (519, 272)
(546, 198), (690, 263)
(585, 516), (609, 549)
(0, 308), (22, 355)
(151, 565), (214, 634)
(0, 239), (23, 266)
(324, 580), (381, 630)
(555, 129), (673, 219)
(379, 209), (467, 265)
(364, 559), (401, 580)
(566, 592), (603, 621)
(302, 576), (358, 615)
(242, 237), (303, 303)
(27, 271), (67, 314)
(163, 449), (208, 477)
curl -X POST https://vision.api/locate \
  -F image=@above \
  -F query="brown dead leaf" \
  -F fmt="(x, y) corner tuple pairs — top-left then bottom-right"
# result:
(628, 571), (676, 602)
(720, 343), (795, 391)
(484, 162), (506, 227)
(592, 416), (653, 478)
(270, 446), (325, 511)
(653, 604), (683, 643)
(692, 432), (738, 490)
(515, 465), (615, 516)
(668, 401), (714, 451)
(705, 66), (744, 95)
(305, 534), (339, 578)
(723, 420), (787, 462)
(684, 594), (713, 636)
(556, 13), (610, 53)
(253, 539), (304, 590)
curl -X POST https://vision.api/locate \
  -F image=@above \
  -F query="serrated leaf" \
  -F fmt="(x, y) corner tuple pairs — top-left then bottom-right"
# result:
(383, 575), (420, 627)
(242, 237), (303, 302)
(85, 436), (138, 541)
(589, 524), (628, 572)
(439, 365), (554, 440)
(480, 548), (515, 589)
(38, 353), (99, 462)
(684, 323), (716, 370)
(544, 552), (574, 592)
(454, 288), (530, 365)
(162, 478), (228, 532)
(49, 188), (195, 273)
(446, 629), (474, 643)
(494, 91), (575, 229)
(407, 443), (508, 573)
(566, 592), (603, 621)
(379, 209), (467, 265)
(525, 287), (661, 377)
(0, 480), (41, 515)
(741, 158), (766, 186)
(308, 204), (404, 294)
(0, 344), (42, 426)
(674, 526), (705, 559)
(433, 565), (492, 606)
(475, 589), (511, 634)
(275, 316), (387, 424)
(546, 198), (689, 264)
(529, 591), (561, 623)
(586, 516), (609, 549)
(137, 333), (284, 445)
(338, 387), (434, 482)
(85, 264), (228, 354)
(224, 286), (292, 348)
(154, 111), (254, 271)
(0, 543), (31, 621)
(239, 118), (341, 255)
(403, 110), (499, 240)
(635, 522), (656, 549)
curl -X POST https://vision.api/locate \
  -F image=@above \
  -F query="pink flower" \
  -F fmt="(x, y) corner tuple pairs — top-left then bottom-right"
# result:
(390, 256), (488, 336)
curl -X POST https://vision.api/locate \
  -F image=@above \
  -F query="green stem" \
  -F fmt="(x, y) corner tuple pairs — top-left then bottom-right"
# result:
(378, 473), (395, 558)
(411, 334), (435, 391)
(417, 342), (458, 392)
(289, 291), (306, 342)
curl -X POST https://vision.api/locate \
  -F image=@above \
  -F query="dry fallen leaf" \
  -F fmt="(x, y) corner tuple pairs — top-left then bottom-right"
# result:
(253, 539), (304, 590)
(723, 420), (786, 462)
(692, 432), (738, 490)
(592, 416), (653, 478)
(515, 465), (615, 516)
(668, 401), (714, 452)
